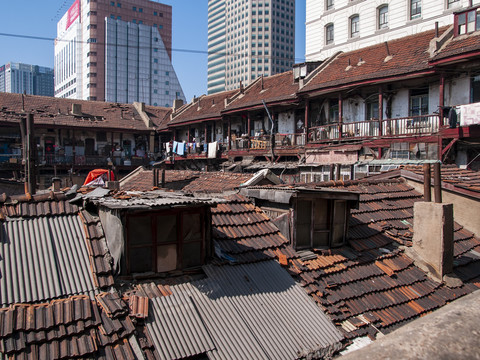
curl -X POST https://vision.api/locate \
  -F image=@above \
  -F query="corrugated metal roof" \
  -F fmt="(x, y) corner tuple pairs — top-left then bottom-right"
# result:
(0, 215), (97, 306)
(147, 291), (216, 360)
(144, 261), (343, 360)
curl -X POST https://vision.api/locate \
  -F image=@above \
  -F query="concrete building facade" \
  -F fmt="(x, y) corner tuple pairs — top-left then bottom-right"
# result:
(306, 0), (480, 61)
(54, 0), (185, 106)
(0, 62), (54, 96)
(207, 0), (296, 94)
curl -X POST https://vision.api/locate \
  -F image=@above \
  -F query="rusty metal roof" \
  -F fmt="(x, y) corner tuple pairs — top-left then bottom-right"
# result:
(137, 261), (344, 360)
(0, 215), (97, 307)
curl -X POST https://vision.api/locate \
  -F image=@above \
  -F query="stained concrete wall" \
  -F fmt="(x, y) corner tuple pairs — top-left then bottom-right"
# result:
(412, 202), (454, 279)
(406, 179), (480, 237)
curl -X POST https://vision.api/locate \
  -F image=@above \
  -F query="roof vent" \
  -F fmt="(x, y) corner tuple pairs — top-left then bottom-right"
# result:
(72, 103), (82, 116)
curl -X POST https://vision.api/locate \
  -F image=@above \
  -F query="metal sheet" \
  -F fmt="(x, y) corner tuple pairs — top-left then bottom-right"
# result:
(0, 215), (96, 306)
(144, 260), (343, 360)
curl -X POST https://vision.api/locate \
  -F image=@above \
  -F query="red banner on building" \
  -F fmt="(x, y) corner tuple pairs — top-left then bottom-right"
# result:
(66, 0), (80, 30)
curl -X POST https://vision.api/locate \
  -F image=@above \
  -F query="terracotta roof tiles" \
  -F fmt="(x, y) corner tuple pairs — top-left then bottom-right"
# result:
(169, 90), (238, 125)
(300, 28), (447, 94)
(0, 93), (170, 131)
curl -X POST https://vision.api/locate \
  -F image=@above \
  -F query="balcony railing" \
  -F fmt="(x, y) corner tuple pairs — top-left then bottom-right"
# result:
(308, 114), (442, 143)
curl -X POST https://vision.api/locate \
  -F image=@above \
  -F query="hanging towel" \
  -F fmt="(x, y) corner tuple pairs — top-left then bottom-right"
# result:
(166, 143), (171, 154)
(208, 141), (217, 159)
(177, 142), (185, 156)
(172, 141), (180, 154)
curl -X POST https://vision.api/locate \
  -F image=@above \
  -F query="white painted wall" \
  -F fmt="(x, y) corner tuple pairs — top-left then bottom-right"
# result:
(306, 0), (479, 61)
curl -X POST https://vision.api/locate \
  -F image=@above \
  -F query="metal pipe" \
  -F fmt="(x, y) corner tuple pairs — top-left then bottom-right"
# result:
(434, 162), (442, 203)
(423, 163), (431, 202)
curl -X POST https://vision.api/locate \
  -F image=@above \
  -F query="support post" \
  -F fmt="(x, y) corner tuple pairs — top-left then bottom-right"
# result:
(423, 163), (432, 202)
(434, 162), (442, 203)
(439, 73), (445, 124)
(304, 99), (309, 144)
(26, 114), (36, 195)
(228, 118), (231, 151)
(338, 93), (343, 139)
(247, 112), (251, 149)
(378, 87), (384, 136)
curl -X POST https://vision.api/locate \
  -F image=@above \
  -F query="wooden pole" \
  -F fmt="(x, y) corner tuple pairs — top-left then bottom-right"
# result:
(423, 163), (431, 202)
(434, 162), (442, 203)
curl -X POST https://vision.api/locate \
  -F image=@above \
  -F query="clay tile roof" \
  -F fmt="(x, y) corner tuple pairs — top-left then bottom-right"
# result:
(169, 90), (238, 125)
(431, 30), (480, 63)
(300, 27), (447, 94)
(0, 295), (136, 359)
(79, 210), (115, 289)
(0, 194), (79, 218)
(0, 93), (170, 131)
(212, 193), (295, 264)
(182, 172), (253, 193)
(225, 71), (299, 111)
(281, 178), (480, 342)
(120, 168), (202, 192)
(401, 164), (480, 194)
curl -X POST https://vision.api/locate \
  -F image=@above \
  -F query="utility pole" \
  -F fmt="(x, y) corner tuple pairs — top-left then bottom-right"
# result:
(25, 113), (36, 195)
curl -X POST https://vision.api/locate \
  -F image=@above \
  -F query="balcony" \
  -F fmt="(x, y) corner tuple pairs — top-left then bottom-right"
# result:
(308, 114), (444, 143)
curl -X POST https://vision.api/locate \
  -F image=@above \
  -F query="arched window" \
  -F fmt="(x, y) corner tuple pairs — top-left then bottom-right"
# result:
(325, 23), (334, 45)
(378, 5), (388, 29)
(350, 15), (360, 38)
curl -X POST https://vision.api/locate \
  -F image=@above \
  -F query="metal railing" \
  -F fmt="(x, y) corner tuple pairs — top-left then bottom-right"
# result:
(308, 114), (441, 142)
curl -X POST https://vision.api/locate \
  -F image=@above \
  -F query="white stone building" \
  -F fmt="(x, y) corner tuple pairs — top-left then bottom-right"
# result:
(306, 0), (480, 61)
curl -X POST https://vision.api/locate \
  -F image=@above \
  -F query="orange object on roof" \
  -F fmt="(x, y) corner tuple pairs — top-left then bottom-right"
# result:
(83, 169), (115, 186)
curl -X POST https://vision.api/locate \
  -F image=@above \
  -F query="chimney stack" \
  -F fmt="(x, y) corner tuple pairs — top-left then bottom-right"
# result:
(52, 177), (62, 192)
(412, 202), (454, 281)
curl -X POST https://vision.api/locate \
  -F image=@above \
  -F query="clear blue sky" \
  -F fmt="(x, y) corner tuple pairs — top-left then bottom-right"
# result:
(0, 0), (306, 101)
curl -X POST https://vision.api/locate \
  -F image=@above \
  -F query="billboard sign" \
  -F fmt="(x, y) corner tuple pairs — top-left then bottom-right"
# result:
(66, 0), (80, 30)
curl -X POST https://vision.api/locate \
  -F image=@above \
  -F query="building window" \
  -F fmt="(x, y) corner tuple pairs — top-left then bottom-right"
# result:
(378, 5), (388, 29)
(326, 0), (334, 10)
(139, 8), (143, 12)
(295, 198), (348, 250)
(325, 23), (334, 45)
(110, 1), (114, 5)
(350, 15), (360, 37)
(125, 209), (206, 274)
(410, 0), (421, 20)
(455, 9), (480, 35)
(117, 2), (121, 7)
(409, 89), (429, 116)
(366, 96), (379, 120)
(447, 0), (460, 8)
(154, 11), (158, 16)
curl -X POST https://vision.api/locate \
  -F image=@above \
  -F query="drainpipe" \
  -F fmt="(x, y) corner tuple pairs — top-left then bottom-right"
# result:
(247, 112), (251, 148)
(439, 73), (445, 125)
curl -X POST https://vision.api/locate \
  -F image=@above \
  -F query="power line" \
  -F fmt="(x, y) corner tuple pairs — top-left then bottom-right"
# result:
(0, 32), (306, 63)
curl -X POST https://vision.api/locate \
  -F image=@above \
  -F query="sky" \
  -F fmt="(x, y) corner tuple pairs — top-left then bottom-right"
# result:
(0, 0), (306, 101)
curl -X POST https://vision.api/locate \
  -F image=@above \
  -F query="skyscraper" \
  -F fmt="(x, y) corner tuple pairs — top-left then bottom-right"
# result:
(55, 0), (185, 107)
(207, 0), (295, 95)
(306, 0), (480, 61)
(0, 63), (54, 96)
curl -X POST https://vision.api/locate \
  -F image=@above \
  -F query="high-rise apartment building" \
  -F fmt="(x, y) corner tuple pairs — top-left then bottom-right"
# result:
(207, 0), (295, 94)
(55, 0), (185, 107)
(0, 62), (54, 96)
(306, 0), (480, 61)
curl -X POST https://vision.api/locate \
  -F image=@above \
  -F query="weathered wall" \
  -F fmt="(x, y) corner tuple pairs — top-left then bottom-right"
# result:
(406, 179), (480, 237)
(412, 202), (454, 279)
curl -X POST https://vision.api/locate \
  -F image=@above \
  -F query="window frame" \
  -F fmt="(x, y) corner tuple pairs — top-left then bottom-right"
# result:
(350, 14), (360, 38)
(409, 88), (429, 116)
(410, 0), (422, 20)
(378, 5), (388, 29)
(125, 207), (206, 275)
(325, 0), (334, 11)
(325, 23), (334, 45)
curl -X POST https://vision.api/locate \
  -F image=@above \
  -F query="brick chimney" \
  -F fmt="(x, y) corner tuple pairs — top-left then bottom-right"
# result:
(412, 202), (454, 281)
